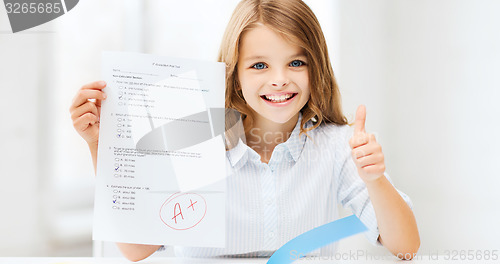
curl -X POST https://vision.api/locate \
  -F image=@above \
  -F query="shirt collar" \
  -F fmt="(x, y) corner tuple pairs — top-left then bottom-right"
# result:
(226, 112), (311, 169)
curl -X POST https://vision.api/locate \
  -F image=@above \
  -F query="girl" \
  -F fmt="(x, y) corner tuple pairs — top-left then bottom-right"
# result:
(70, 0), (419, 261)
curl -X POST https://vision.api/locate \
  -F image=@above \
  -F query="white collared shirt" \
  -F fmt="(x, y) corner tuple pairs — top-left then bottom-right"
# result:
(174, 113), (413, 257)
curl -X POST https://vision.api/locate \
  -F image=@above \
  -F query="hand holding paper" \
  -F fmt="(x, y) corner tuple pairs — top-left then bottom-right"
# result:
(69, 80), (107, 146)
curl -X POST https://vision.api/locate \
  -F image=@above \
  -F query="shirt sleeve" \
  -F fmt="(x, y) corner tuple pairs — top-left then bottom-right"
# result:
(334, 127), (414, 246)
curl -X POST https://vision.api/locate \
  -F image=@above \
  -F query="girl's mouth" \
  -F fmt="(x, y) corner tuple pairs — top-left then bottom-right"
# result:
(260, 93), (298, 103)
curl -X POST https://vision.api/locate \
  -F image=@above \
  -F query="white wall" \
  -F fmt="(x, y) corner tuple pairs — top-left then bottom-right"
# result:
(0, 5), (55, 255)
(337, 0), (500, 254)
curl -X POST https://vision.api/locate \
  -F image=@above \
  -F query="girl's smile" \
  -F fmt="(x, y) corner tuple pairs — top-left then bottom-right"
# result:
(260, 92), (298, 105)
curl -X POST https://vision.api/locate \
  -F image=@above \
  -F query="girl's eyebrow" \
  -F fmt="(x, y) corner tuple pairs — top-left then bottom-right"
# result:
(242, 53), (307, 61)
(288, 53), (307, 59)
(242, 55), (267, 61)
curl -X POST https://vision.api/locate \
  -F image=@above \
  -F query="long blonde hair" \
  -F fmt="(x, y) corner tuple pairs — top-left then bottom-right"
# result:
(218, 0), (347, 138)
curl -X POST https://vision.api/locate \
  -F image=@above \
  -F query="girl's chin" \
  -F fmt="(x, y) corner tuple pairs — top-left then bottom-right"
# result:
(256, 112), (299, 125)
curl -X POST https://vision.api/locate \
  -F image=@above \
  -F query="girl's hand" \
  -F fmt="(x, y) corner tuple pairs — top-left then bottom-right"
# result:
(349, 105), (386, 183)
(69, 81), (107, 146)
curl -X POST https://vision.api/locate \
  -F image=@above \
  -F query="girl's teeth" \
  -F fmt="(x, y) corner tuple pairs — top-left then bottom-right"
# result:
(265, 94), (293, 102)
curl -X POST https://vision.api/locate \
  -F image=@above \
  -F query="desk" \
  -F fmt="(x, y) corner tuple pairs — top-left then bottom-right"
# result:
(0, 257), (484, 263)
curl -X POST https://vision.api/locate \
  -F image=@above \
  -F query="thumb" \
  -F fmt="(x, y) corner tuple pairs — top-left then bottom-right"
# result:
(354, 105), (366, 133)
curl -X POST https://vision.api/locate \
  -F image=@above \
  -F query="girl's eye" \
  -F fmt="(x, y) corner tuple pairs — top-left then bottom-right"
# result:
(290, 60), (305, 67)
(251, 62), (267, 70)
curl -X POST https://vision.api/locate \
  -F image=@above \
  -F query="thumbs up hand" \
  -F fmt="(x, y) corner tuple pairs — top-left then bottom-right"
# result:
(349, 105), (386, 183)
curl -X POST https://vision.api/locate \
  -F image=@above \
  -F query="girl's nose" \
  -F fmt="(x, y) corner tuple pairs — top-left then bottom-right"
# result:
(272, 81), (288, 87)
(270, 69), (289, 87)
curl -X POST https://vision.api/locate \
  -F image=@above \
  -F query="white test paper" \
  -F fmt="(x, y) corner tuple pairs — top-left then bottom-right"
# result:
(93, 51), (226, 247)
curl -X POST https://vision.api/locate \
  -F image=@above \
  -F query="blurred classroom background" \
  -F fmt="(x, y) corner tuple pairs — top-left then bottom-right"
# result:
(1, 0), (499, 257)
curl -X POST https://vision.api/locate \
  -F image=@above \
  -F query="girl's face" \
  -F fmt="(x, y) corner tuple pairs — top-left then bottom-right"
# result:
(237, 24), (310, 126)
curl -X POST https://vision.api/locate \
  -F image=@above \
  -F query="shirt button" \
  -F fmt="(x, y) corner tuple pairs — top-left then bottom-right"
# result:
(269, 232), (275, 238)
(266, 199), (272, 206)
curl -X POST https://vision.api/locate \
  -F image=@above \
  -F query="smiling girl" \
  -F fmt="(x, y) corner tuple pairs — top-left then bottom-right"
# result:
(69, 0), (419, 261)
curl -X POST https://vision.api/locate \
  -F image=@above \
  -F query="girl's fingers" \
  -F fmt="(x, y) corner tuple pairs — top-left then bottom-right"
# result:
(353, 105), (366, 134)
(81, 80), (106, 90)
(73, 112), (99, 132)
(355, 152), (384, 168)
(69, 82), (106, 112)
(351, 143), (381, 159)
(349, 133), (377, 149)
(70, 101), (99, 121)
(350, 131), (386, 179)
(349, 133), (369, 149)
(359, 164), (386, 175)
(70, 89), (107, 111)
